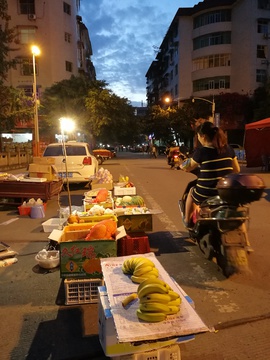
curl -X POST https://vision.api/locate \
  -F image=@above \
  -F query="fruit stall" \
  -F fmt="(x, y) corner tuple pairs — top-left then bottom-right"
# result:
(4, 166), (208, 359)
(98, 253), (209, 358)
(0, 157), (62, 205)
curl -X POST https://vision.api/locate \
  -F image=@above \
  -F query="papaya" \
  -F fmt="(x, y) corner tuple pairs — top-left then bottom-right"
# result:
(93, 189), (109, 203)
(85, 224), (107, 240)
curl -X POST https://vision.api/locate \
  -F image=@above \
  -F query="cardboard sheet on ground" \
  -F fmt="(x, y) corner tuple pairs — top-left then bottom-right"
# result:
(101, 253), (209, 343)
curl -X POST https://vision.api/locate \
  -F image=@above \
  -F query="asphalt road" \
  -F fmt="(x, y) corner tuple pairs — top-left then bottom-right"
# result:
(1, 152), (270, 360)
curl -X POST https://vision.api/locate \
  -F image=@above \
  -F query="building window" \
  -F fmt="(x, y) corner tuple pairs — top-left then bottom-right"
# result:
(193, 54), (231, 71)
(257, 45), (267, 58)
(19, 0), (35, 14)
(19, 57), (38, 76)
(65, 32), (71, 43)
(63, 2), (71, 15)
(219, 79), (225, 89)
(65, 61), (73, 72)
(256, 69), (267, 82)
(175, 64), (178, 76)
(17, 27), (36, 44)
(194, 9), (231, 29)
(258, 0), (270, 10)
(209, 80), (214, 89)
(193, 76), (230, 92)
(258, 19), (269, 34)
(175, 84), (178, 97)
(193, 32), (231, 50)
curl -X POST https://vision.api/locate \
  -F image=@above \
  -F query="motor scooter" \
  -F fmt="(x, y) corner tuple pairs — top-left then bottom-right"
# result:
(178, 171), (265, 277)
(168, 151), (186, 170)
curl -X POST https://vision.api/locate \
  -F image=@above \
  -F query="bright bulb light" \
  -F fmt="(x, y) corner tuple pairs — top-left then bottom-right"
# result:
(31, 45), (40, 56)
(59, 117), (75, 133)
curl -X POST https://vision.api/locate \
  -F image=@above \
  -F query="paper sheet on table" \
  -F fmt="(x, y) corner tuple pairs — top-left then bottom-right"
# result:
(101, 253), (209, 343)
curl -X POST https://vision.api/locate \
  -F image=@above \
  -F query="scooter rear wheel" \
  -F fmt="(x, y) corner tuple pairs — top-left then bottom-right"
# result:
(199, 234), (215, 260)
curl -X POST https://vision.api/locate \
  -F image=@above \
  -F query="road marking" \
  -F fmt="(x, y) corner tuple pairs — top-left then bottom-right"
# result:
(0, 218), (19, 226)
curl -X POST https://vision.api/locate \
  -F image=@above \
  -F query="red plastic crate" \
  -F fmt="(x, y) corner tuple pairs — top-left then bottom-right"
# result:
(117, 232), (150, 256)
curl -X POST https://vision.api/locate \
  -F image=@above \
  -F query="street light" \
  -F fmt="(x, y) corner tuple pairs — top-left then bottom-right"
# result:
(192, 96), (215, 124)
(31, 45), (40, 157)
(59, 117), (75, 215)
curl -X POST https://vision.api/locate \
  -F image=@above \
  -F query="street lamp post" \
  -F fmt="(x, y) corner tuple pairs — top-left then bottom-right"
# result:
(59, 117), (75, 215)
(31, 45), (40, 157)
(192, 96), (215, 124)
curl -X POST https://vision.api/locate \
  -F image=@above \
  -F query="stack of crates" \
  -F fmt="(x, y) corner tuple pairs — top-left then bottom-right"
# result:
(61, 214), (117, 305)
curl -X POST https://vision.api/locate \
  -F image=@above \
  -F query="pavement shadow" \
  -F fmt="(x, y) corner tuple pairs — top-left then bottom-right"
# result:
(148, 231), (196, 256)
(11, 306), (104, 360)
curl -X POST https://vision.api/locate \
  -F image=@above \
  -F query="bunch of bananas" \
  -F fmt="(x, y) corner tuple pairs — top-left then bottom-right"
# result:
(136, 278), (182, 322)
(122, 257), (159, 284)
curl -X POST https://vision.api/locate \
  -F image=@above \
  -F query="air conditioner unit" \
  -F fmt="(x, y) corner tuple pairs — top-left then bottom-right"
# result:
(28, 14), (36, 20)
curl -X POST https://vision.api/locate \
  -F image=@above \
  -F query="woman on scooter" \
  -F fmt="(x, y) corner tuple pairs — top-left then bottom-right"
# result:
(180, 121), (240, 227)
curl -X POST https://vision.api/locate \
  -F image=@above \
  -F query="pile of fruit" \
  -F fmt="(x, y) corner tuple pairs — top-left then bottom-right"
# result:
(115, 195), (145, 207)
(122, 256), (159, 283)
(121, 257), (181, 322)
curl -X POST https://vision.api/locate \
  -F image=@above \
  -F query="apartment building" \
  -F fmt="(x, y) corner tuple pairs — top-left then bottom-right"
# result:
(146, 0), (270, 107)
(5, 0), (95, 99)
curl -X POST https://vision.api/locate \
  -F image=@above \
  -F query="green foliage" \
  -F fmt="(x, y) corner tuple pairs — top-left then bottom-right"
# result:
(0, 85), (33, 132)
(40, 75), (139, 144)
(0, 0), (19, 84)
(252, 82), (270, 121)
(139, 103), (194, 146)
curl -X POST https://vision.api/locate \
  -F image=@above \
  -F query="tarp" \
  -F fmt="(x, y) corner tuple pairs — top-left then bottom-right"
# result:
(244, 118), (270, 167)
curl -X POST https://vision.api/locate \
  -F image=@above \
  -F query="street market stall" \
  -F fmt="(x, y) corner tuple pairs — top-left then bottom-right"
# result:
(0, 178), (63, 205)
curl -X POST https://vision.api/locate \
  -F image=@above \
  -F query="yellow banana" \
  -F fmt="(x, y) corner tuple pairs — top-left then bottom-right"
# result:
(143, 268), (159, 277)
(139, 293), (171, 305)
(165, 305), (180, 315)
(136, 309), (166, 322)
(122, 264), (131, 274)
(168, 290), (180, 300)
(137, 278), (168, 293)
(122, 293), (138, 307)
(139, 302), (170, 313)
(133, 265), (154, 277)
(168, 297), (181, 306)
(134, 258), (155, 271)
(138, 283), (169, 299)
(131, 275), (150, 284)
(122, 259), (132, 273)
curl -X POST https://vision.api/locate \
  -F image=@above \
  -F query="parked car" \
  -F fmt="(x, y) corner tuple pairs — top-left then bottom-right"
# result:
(42, 141), (98, 183)
(93, 148), (115, 160)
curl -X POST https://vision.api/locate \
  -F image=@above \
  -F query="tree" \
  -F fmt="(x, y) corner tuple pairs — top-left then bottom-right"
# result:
(0, 0), (19, 84)
(0, 85), (33, 133)
(40, 75), (139, 145)
(252, 81), (270, 121)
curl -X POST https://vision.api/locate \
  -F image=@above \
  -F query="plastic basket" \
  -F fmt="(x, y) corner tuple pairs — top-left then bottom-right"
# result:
(18, 202), (47, 216)
(64, 278), (104, 305)
(117, 233), (150, 256)
(112, 344), (181, 360)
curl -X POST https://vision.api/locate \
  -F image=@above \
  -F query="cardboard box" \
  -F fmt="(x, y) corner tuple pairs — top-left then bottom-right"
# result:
(28, 163), (58, 181)
(91, 180), (113, 191)
(98, 286), (195, 357)
(114, 186), (136, 196)
(117, 214), (152, 232)
(33, 157), (55, 165)
(49, 226), (126, 279)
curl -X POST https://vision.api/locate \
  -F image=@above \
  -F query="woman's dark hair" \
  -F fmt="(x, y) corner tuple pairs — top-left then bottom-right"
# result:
(196, 121), (227, 153)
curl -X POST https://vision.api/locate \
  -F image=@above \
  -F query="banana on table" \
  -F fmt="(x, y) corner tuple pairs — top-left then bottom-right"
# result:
(121, 257), (182, 322)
